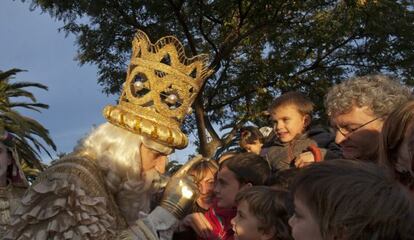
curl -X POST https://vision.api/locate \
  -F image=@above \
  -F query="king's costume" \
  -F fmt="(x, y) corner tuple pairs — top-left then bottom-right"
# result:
(0, 183), (26, 238)
(0, 132), (29, 239)
(5, 30), (212, 240)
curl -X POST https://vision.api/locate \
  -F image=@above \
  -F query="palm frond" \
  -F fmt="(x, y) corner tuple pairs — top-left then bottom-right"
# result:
(0, 69), (26, 82)
(0, 68), (56, 175)
(2, 88), (37, 102)
(8, 102), (49, 112)
(9, 82), (48, 90)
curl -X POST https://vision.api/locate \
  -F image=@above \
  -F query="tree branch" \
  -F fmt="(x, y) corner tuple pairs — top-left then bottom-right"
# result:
(198, 4), (219, 55)
(110, 1), (143, 29)
(208, 35), (358, 111)
(295, 34), (357, 75)
(166, 0), (221, 156)
(206, 60), (231, 109)
(221, 117), (247, 146)
(166, 0), (198, 55)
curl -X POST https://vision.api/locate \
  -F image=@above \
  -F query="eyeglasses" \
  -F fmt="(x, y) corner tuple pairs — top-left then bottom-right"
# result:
(336, 117), (381, 137)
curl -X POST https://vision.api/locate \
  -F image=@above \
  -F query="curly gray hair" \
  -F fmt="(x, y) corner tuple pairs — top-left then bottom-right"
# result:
(325, 74), (412, 117)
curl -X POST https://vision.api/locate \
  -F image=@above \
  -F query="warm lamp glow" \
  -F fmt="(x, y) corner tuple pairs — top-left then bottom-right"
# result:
(181, 186), (194, 199)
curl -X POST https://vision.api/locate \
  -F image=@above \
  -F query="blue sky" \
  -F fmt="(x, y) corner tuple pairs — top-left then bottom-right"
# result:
(0, 1), (194, 163)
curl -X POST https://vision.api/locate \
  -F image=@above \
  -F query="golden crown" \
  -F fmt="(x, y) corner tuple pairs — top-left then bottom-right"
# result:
(103, 30), (213, 149)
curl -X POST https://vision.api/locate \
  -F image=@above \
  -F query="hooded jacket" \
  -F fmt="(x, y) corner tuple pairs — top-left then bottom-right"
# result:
(261, 126), (342, 172)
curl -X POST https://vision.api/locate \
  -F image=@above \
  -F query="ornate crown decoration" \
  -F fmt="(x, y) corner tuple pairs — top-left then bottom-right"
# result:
(103, 30), (213, 149)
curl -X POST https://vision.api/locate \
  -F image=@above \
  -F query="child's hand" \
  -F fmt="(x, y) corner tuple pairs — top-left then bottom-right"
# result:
(295, 151), (315, 168)
(181, 212), (214, 239)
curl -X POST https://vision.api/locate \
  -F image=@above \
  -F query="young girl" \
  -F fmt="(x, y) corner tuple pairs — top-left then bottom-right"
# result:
(289, 159), (414, 240)
(187, 159), (219, 213)
(174, 159), (218, 239)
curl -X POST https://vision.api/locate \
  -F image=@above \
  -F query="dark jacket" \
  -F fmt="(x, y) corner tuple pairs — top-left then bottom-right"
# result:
(172, 202), (209, 240)
(261, 126), (342, 172)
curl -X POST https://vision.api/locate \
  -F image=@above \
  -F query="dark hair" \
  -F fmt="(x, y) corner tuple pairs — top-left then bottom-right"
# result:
(291, 159), (414, 240)
(267, 168), (300, 191)
(217, 151), (238, 164)
(240, 126), (264, 149)
(379, 99), (414, 190)
(220, 153), (270, 185)
(236, 186), (293, 240)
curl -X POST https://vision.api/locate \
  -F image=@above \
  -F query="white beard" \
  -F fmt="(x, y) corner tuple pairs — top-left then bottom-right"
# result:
(115, 169), (159, 225)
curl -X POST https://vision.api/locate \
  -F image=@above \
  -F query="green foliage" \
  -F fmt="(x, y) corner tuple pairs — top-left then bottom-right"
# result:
(25, 0), (414, 155)
(0, 68), (56, 170)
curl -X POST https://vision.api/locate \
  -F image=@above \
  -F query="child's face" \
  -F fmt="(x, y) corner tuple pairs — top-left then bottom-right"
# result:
(214, 166), (242, 208)
(288, 194), (322, 240)
(196, 169), (216, 209)
(243, 140), (263, 155)
(271, 104), (308, 143)
(231, 200), (272, 240)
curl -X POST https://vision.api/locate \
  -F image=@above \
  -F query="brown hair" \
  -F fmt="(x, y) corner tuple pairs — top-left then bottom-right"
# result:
(267, 168), (300, 191)
(379, 99), (414, 190)
(187, 159), (218, 184)
(217, 151), (237, 164)
(220, 153), (270, 186)
(240, 126), (264, 149)
(236, 186), (293, 240)
(291, 159), (414, 240)
(268, 91), (314, 117)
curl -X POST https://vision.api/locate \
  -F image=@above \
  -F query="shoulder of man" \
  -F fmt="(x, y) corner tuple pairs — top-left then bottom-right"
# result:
(304, 126), (342, 159)
(305, 125), (336, 147)
(4, 153), (124, 240)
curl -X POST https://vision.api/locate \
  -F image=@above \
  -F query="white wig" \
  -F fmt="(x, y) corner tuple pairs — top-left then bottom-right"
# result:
(74, 123), (173, 223)
(76, 122), (172, 179)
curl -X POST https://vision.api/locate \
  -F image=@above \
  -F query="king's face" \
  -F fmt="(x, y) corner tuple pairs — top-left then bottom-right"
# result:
(140, 143), (168, 174)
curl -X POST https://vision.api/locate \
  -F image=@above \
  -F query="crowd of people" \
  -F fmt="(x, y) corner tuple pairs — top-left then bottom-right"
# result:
(170, 74), (413, 240)
(0, 30), (413, 240)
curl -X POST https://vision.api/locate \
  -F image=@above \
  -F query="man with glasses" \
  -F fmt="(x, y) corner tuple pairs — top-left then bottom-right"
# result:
(325, 74), (411, 162)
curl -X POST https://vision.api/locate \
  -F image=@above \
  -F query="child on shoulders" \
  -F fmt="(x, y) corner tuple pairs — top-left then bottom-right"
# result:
(263, 92), (341, 172)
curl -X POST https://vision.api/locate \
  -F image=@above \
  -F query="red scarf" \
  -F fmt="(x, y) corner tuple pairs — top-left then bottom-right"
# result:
(199, 203), (236, 240)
